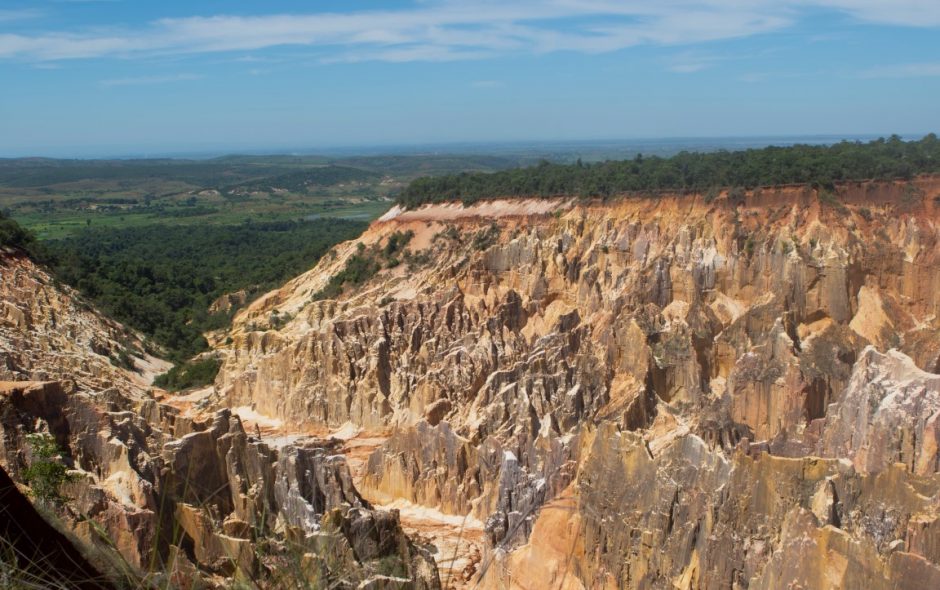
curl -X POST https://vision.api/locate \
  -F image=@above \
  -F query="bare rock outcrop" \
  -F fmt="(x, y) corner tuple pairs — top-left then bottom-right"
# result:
(7, 177), (940, 587)
(212, 178), (940, 587)
(0, 252), (169, 392)
(817, 346), (940, 475)
(0, 251), (441, 589)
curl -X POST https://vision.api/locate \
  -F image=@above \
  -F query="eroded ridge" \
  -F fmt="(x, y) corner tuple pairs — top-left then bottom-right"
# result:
(215, 179), (940, 588)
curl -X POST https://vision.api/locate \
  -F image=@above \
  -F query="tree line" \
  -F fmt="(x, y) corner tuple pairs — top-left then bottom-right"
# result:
(397, 134), (939, 207)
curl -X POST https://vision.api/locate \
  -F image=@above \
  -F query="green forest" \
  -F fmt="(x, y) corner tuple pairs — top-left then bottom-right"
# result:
(398, 134), (940, 207)
(42, 219), (366, 363)
(0, 210), (39, 252)
(4, 209), (365, 388)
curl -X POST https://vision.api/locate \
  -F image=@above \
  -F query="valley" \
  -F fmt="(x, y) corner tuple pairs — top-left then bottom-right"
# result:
(3, 0), (937, 586)
(1, 138), (940, 588)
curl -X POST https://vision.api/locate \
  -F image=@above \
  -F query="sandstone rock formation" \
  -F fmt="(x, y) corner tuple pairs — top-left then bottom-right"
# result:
(4, 177), (940, 588)
(0, 461), (117, 589)
(212, 178), (940, 588)
(0, 252), (440, 589)
(0, 250), (170, 391)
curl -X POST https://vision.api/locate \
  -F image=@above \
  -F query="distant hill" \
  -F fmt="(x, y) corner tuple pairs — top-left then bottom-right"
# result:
(223, 166), (381, 194)
(0, 153), (531, 191)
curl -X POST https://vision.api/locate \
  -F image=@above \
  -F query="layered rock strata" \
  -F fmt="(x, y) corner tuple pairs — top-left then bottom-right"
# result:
(214, 178), (940, 588)
(0, 252), (440, 589)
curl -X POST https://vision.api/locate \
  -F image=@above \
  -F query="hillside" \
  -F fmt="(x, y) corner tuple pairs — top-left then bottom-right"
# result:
(209, 176), (940, 588)
(0, 247), (441, 588)
(43, 218), (368, 363)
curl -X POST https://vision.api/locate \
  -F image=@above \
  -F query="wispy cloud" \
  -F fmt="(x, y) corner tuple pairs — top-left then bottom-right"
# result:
(0, 1), (938, 64)
(860, 62), (940, 78)
(0, 9), (43, 23)
(666, 51), (724, 74)
(812, 0), (940, 27)
(99, 73), (202, 87)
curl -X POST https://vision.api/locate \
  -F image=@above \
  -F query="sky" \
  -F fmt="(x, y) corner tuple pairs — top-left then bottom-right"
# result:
(0, 0), (938, 157)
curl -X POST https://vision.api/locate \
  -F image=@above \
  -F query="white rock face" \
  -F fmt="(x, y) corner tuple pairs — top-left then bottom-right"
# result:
(818, 346), (940, 475)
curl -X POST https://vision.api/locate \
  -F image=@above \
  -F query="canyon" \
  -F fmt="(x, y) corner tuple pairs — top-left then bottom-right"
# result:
(2, 177), (940, 588)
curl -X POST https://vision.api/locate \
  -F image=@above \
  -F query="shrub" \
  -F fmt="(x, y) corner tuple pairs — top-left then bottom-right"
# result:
(23, 433), (73, 505)
(0, 213), (35, 250)
(313, 232), (415, 300)
(269, 312), (293, 329)
(434, 225), (461, 242)
(744, 237), (756, 257)
(154, 358), (222, 391)
(404, 249), (432, 271)
(472, 223), (500, 251)
(819, 190), (849, 214)
(727, 187), (747, 205)
(109, 349), (136, 372)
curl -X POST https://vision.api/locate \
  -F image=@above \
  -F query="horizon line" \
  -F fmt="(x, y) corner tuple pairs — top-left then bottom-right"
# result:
(1, 132), (933, 161)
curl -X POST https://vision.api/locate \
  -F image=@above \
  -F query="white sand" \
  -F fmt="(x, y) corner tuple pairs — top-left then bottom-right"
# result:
(232, 406), (284, 429)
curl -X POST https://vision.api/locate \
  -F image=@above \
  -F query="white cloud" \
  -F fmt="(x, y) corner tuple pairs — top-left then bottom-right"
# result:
(99, 73), (203, 87)
(0, 9), (42, 23)
(666, 51), (725, 74)
(0, 1), (937, 63)
(807, 0), (940, 27)
(860, 62), (940, 78)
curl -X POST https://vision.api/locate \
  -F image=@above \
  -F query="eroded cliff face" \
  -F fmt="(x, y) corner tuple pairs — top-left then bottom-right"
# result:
(0, 252), (440, 589)
(214, 178), (940, 588)
(0, 250), (170, 391)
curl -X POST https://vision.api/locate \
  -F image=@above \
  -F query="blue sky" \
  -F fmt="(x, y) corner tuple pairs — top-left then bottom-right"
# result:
(0, 0), (938, 157)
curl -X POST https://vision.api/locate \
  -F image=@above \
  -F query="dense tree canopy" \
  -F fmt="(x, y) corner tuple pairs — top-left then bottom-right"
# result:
(44, 219), (366, 362)
(0, 210), (37, 251)
(398, 134), (940, 207)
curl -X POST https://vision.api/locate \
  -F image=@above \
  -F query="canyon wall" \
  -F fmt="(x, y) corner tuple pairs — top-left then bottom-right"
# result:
(0, 251), (440, 589)
(215, 178), (940, 588)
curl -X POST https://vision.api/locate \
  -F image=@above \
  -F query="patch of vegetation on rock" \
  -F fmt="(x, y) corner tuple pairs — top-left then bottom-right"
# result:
(154, 357), (222, 391)
(313, 230), (415, 301)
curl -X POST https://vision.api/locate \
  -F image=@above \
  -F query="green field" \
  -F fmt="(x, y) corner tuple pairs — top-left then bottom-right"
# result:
(11, 195), (393, 239)
(1, 177), (393, 239)
(0, 153), (531, 238)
